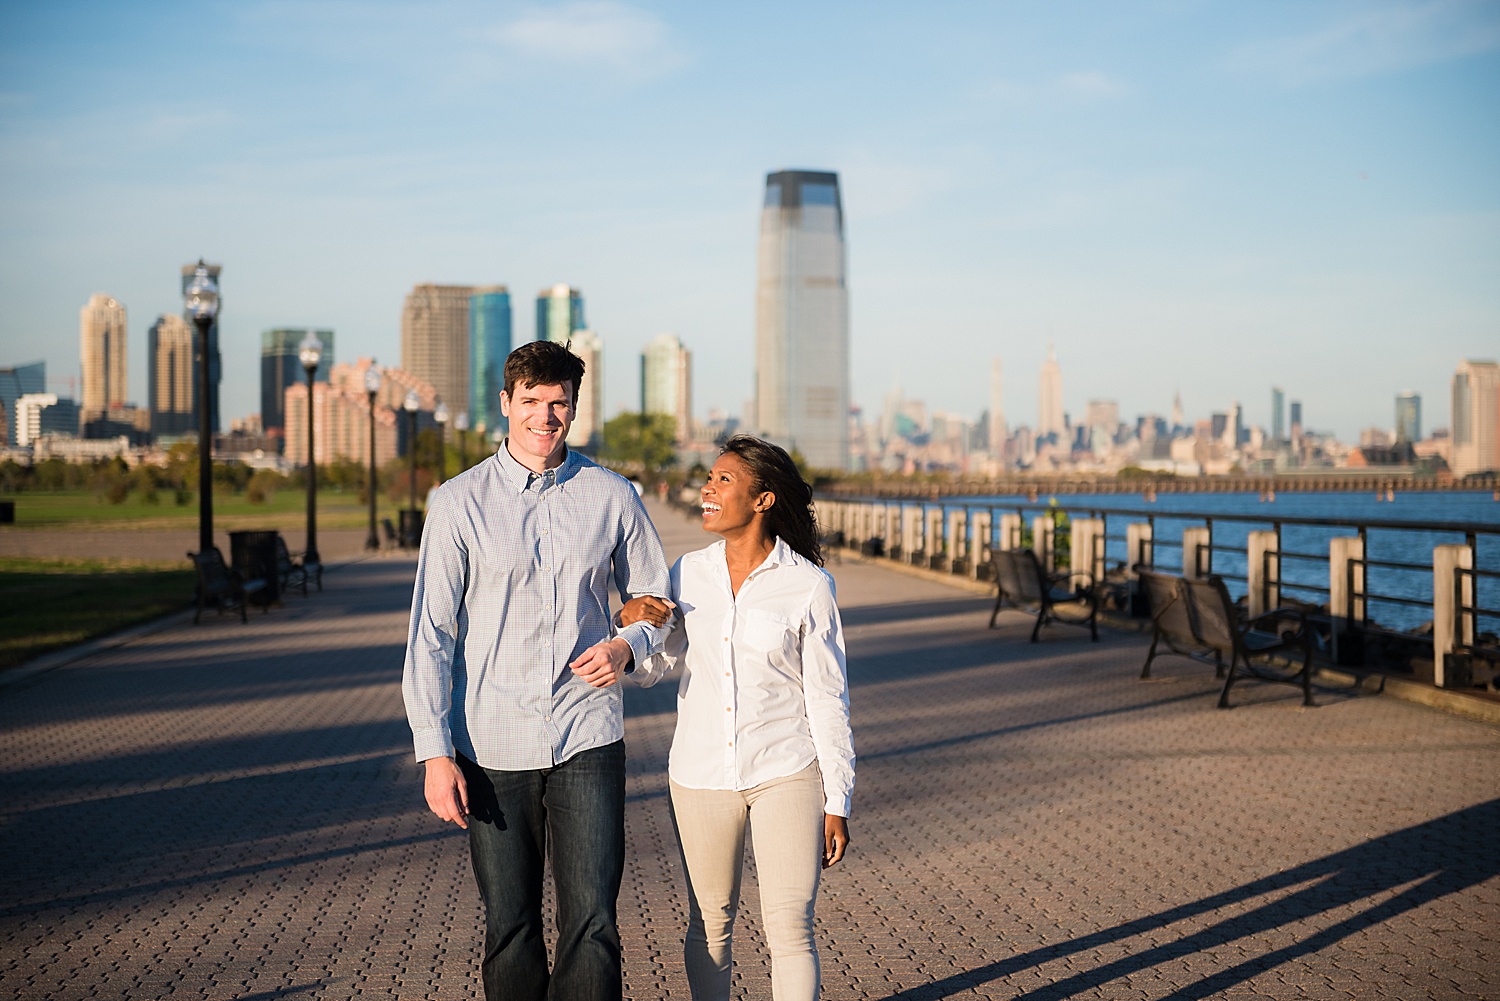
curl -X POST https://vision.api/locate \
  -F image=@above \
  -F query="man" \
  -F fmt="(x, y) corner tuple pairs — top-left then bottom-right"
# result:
(403, 340), (670, 1000)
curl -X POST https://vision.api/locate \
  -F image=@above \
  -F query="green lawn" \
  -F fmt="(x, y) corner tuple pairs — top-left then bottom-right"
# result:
(0, 557), (196, 670)
(0, 489), (400, 531)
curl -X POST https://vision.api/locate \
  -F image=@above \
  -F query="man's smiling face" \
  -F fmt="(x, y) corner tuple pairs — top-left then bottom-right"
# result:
(500, 380), (575, 471)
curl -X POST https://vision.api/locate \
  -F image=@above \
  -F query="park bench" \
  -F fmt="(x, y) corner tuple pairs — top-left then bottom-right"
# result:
(381, 518), (399, 549)
(988, 548), (1098, 643)
(1139, 569), (1314, 708)
(188, 547), (267, 624)
(275, 535), (322, 595)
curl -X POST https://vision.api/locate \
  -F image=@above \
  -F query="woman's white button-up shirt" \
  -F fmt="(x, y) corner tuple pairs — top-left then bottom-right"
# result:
(635, 537), (855, 817)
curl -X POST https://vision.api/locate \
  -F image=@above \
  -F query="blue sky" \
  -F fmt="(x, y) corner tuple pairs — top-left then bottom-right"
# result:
(1, 0), (1497, 439)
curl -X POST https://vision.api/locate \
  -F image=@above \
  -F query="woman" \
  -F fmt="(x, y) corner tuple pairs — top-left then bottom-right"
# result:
(582, 435), (854, 1001)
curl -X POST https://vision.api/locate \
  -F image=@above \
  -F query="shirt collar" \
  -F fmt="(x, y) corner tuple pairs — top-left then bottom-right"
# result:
(495, 438), (577, 493)
(717, 536), (794, 578)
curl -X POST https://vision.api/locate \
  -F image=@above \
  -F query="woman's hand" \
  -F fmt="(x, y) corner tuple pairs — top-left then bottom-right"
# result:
(823, 814), (850, 868)
(620, 595), (674, 627)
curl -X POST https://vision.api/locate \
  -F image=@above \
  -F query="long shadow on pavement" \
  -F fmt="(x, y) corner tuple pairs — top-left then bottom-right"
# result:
(880, 798), (1500, 1001)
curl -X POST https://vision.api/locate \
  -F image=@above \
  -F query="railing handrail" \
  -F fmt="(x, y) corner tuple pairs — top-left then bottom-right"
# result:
(827, 495), (1500, 537)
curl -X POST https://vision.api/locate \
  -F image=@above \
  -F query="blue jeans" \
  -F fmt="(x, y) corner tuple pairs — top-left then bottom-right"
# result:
(459, 741), (626, 1001)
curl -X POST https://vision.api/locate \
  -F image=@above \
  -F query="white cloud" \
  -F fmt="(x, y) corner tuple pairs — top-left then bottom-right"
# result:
(492, 2), (685, 78)
(1226, 0), (1500, 86)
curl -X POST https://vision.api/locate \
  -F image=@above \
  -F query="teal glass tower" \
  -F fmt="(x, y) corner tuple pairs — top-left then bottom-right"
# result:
(535, 285), (585, 343)
(470, 286), (512, 433)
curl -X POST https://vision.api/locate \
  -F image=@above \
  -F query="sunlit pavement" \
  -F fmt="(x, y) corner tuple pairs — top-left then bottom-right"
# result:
(2, 498), (1497, 1000)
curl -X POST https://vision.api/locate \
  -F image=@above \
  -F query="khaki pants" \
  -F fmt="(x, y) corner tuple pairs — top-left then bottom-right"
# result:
(669, 765), (825, 1001)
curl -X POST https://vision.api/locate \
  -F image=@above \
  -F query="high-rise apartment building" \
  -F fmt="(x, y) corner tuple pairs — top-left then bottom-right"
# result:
(148, 315), (195, 438)
(988, 358), (1005, 460)
(641, 333), (692, 443)
(261, 329), (334, 440)
(401, 284), (474, 416)
(1395, 391), (1421, 444)
(1452, 359), (1500, 477)
(1271, 387), (1285, 441)
(180, 263), (223, 433)
(1084, 399), (1119, 432)
(80, 293), (127, 423)
(16, 393), (80, 446)
(283, 359), (399, 468)
(536, 285), (585, 344)
(1289, 401), (1303, 437)
(754, 169), (850, 470)
(1038, 343), (1064, 438)
(470, 286), (512, 433)
(567, 329), (604, 453)
(0, 361), (45, 447)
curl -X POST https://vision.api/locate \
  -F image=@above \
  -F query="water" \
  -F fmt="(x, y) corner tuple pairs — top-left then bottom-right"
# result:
(859, 490), (1500, 634)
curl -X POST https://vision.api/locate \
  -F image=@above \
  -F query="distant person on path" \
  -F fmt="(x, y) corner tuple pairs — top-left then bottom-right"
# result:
(597, 435), (855, 1001)
(402, 339), (671, 1001)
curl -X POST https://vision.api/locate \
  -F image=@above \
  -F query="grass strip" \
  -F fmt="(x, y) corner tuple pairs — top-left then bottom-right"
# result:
(0, 557), (195, 670)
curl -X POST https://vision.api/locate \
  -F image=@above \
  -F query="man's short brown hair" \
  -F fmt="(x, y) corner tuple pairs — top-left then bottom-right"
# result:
(503, 340), (586, 404)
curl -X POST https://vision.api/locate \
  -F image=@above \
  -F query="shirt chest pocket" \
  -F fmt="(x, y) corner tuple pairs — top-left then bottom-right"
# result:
(737, 609), (796, 657)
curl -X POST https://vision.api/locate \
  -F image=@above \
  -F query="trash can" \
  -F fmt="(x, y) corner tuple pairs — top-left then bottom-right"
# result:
(399, 509), (424, 549)
(0, 501), (13, 525)
(229, 530), (280, 606)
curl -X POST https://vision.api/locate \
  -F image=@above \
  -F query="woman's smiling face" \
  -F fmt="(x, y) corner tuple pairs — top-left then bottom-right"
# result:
(700, 452), (771, 536)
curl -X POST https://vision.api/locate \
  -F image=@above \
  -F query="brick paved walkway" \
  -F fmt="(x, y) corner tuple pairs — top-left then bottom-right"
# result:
(2, 499), (1497, 999)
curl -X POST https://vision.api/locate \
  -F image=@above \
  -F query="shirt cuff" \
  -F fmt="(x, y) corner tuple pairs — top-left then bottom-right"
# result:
(617, 620), (654, 668)
(412, 727), (454, 764)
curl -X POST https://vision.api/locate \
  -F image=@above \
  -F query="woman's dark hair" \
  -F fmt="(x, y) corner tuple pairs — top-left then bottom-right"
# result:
(720, 434), (821, 567)
(503, 340), (585, 404)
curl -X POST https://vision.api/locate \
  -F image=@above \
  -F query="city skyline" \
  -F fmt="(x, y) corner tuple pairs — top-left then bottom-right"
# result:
(1, 2), (1497, 440)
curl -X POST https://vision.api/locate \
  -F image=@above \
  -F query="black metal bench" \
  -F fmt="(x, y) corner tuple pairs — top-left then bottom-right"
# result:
(275, 535), (322, 595)
(988, 548), (1098, 642)
(1139, 569), (1314, 707)
(188, 547), (267, 624)
(381, 517), (399, 549)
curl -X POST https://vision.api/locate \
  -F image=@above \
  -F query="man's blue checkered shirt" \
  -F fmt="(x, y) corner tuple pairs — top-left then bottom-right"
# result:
(402, 443), (670, 770)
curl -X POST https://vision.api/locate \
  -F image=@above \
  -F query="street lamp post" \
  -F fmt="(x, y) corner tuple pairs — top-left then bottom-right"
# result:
(183, 263), (219, 555)
(403, 390), (420, 548)
(434, 400), (449, 484)
(455, 411), (469, 475)
(299, 332), (324, 566)
(364, 364), (383, 551)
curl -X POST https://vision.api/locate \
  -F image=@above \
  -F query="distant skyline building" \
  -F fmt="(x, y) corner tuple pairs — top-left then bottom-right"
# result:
(641, 332), (692, 442)
(180, 262), (223, 433)
(15, 393), (79, 447)
(754, 169), (850, 470)
(1451, 359), (1500, 477)
(79, 293), (127, 423)
(470, 286), (512, 433)
(1289, 400), (1303, 437)
(0, 361), (45, 447)
(1395, 391), (1421, 444)
(401, 284), (474, 418)
(1038, 342), (1064, 438)
(261, 329), (334, 439)
(1271, 386), (1285, 441)
(568, 329), (604, 453)
(148, 315), (195, 438)
(988, 358), (1005, 460)
(536, 285), (585, 344)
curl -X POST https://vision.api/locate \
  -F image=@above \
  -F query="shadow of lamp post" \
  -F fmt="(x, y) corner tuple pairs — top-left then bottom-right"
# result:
(183, 263), (218, 555)
(298, 332), (324, 566)
(364, 362), (382, 551)
(403, 389), (420, 548)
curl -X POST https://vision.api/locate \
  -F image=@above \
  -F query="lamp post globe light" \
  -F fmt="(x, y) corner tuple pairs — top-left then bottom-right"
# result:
(403, 390), (420, 548)
(298, 332), (324, 566)
(364, 363), (383, 551)
(454, 411), (469, 475)
(183, 262), (219, 555)
(434, 399), (450, 484)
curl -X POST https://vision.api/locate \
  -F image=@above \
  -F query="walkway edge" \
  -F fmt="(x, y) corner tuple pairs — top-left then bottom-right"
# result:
(853, 552), (1500, 728)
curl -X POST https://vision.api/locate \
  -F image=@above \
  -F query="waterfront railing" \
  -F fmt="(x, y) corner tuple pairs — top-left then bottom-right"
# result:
(815, 495), (1499, 692)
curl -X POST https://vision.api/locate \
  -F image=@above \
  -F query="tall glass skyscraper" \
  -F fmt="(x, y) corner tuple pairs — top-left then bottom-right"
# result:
(261, 329), (334, 440)
(754, 169), (849, 470)
(1394, 391), (1421, 444)
(470, 286), (512, 433)
(536, 285), (585, 344)
(0, 361), (46, 447)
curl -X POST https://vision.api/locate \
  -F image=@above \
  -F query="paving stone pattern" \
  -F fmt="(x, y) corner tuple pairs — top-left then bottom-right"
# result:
(2, 499), (1498, 999)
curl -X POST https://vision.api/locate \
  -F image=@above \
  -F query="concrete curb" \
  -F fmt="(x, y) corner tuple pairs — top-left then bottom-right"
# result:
(844, 549), (1500, 729)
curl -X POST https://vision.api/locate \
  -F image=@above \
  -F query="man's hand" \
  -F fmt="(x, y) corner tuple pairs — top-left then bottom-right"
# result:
(620, 595), (674, 627)
(570, 637), (633, 688)
(823, 814), (850, 869)
(424, 756), (469, 829)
